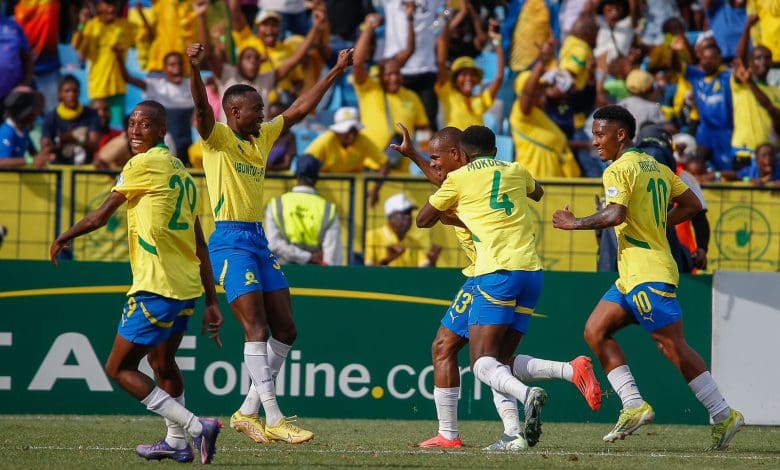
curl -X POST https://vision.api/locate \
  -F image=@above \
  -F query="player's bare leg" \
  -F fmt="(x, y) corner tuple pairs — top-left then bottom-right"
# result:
(584, 300), (654, 442)
(105, 335), (221, 463)
(650, 320), (743, 450)
(419, 327), (468, 449)
(137, 333), (193, 461)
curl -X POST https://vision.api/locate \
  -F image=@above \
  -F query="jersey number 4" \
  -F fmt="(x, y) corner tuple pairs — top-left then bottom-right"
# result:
(168, 175), (197, 230)
(490, 170), (515, 216)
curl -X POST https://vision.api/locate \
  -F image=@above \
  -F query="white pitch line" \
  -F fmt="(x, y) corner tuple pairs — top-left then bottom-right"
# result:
(12, 445), (780, 461)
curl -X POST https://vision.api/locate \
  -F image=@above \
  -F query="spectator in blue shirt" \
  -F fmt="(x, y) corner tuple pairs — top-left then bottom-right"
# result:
(0, 13), (33, 107)
(40, 75), (102, 165)
(0, 89), (51, 168)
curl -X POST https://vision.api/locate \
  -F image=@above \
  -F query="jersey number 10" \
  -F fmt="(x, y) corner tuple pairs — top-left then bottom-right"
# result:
(646, 178), (669, 228)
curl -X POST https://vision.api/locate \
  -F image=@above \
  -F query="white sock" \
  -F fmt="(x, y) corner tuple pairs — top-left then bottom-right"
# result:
(142, 386), (202, 437)
(513, 355), (574, 382)
(473, 356), (529, 403)
(606, 365), (644, 409)
(689, 371), (731, 424)
(433, 387), (459, 440)
(267, 337), (291, 379)
(244, 342), (283, 426)
(165, 394), (188, 449)
(491, 388), (521, 436)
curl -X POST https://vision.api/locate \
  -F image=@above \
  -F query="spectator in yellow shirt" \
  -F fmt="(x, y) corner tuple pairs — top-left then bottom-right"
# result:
(435, 19), (505, 130)
(305, 106), (389, 204)
(227, 0), (318, 99)
(352, 12), (430, 160)
(71, 1), (144, 127)
(364, 193), (441, 267)
(510, 40), (580, 178)
(558, 14), (598, 91)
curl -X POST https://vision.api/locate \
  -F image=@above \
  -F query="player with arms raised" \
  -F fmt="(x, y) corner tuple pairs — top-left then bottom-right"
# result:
(50, 101), (224, 464)
(552, 105), (743, 450)
(188, 42), (354, 444)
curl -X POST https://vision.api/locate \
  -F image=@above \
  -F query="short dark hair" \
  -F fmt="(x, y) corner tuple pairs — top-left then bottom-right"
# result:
(163, 51), (183, 64)
(135, 100), (167, 126)
(431, 126), (462, 148)
(701, 42), (722, 56)
(461, 126), (496, 158)
(58, 74), (80, 91)
(222, 84), (259, 111)
(593, 105), (636, 139)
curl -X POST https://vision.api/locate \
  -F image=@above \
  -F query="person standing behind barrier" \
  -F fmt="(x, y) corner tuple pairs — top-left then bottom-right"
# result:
(71, 1), (146, 128)
(49, 100), (224, 464)
(189, 42), (354, 445)
(0, 10), (32, 108)
(265, 154), (343, 266)
(305, 106), (389, 205)
(0, 89), (52, 169)
(364, 193), (441, 267)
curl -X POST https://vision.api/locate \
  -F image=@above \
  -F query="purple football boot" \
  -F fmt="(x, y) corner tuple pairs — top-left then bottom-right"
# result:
(135, 438), (194, 463)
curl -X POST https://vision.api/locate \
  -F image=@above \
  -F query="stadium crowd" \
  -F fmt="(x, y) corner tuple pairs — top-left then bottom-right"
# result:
(1, 0), (778, 185)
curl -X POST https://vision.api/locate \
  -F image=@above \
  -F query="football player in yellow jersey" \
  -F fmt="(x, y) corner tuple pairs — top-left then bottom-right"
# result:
(50, 101), (224, 464)
(188, 43), (354, 444)
(553, 105), (744, 450)
(394, 125), (601, 451)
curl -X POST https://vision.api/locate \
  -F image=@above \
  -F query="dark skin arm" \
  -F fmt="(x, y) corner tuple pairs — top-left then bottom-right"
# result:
(520, 39), (555, 115)
(194, 216), (223, 347)
(353, 13), (381, 86)
(667, 188), (703, 226)
(486, 20), (505, 99)
(188, 43), (216, 140)
(734, 60), (780, 128)
(112, 45), (147, 89)
(736, 15), (759, 66)
(552, 202), (627, 230)
(527, 180), (544, 202)
(416, 203), (466, 229)
(390, 122), (444, 186)
(280, 48), (354, 135)
(135, 1), (155, 43)
(50, 191), (127, 265)
(274, 10), (327, 82)
(227, 0), (249, 35)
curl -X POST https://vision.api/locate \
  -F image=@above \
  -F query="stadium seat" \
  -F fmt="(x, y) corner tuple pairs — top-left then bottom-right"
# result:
(495, 135), (514, 162)
(475, 51), (498, 84)
(58, 44), (81, 70)
(293, 127), (319, 155)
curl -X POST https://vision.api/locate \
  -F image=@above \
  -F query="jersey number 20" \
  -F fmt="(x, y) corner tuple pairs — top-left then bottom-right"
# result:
(168, 175), (197, 230)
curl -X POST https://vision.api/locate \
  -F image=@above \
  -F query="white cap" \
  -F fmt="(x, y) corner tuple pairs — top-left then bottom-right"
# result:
(673, 133), (697, 162)
(255, 9), (282, 24)
(384, 193), (416, 216)
(329, 107), (364, 134)
(540, 68), (573, 93)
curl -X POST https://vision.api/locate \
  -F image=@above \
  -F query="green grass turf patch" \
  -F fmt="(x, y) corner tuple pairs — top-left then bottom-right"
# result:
(1, 416), (778, 468)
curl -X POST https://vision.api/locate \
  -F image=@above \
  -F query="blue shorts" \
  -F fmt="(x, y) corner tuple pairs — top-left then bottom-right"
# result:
(470, 270), (543, 334)
(209, 222), (288, 303)
(441, 278), (474, 339)
(118, 293), (195, 346)
(601, 282), (682, 332)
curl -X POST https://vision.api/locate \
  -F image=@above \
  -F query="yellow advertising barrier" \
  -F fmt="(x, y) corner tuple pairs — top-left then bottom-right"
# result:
(1, 167), (778, 273)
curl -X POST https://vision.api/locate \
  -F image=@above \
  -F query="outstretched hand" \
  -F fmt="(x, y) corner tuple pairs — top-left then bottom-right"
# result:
(187, 43), (207, 67)
(388, 122), (414, 157)
(202, 304), (224, 348)
(552, 205), (576, 230)
(49, 238), (69, 266)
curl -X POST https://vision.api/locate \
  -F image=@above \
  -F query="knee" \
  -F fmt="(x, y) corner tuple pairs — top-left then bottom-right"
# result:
(104, 362), (120, 382)
(655, 337), (681, 362)
(148, 356), (177, 379)
(583, 324), (602, 350)
(273, 324), (297, 345)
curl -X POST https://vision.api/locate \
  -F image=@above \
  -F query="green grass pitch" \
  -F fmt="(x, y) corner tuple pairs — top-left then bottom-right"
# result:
(2, 416), (779, 468)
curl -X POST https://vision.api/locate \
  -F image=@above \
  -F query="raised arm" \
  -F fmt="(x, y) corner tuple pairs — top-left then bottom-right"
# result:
(280, 48), (353, 134)
(435, 12), (450, 87)
(734, 60), (780, 127)
(465, 0), (487, 51)
(50, 191), (127, 265)
(353, 13), (381, 85)
(520, 40), (555, 115)
(552, 203), (627, 230)
(134, 1), (156, 43)
(71, 7), (91, 53)
(394, 2), (417, 67)
(736, 15), (759, 66)
(274, 9), (327, 81)
(486, 19), (505, 99)
(192, 0), (225, 77)
(112, 45), (147, 89)
(227, 0), (249, 34)
(390, 122), (443, 185)
(188, 43), (216, 139)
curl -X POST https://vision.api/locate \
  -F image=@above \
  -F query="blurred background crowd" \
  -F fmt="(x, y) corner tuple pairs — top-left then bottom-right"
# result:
(0, 0), (778, 186)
